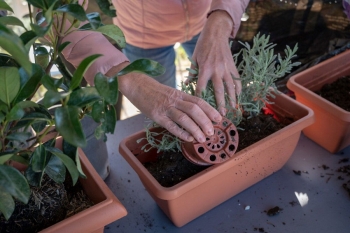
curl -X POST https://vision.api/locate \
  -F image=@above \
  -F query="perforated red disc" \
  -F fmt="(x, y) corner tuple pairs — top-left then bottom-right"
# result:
(181, 117), (239, 166)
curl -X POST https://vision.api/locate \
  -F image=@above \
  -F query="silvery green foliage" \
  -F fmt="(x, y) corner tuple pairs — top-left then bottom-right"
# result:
(143, 33), (300, 152)
(184, 33), (300, 126)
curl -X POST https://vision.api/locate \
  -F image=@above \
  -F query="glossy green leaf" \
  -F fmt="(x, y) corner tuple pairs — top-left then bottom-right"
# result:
(6, 101), (38, 122)
(91, 99), (104, 123)
(0, 16), (27, 29)
(14, 64), (44, 104)
(75, 151), (86, 178)
(0, 67), (20, 106)
(58, 41), (71, 53)
(13, 105), (52, 132)
(0, 24), (32, 73)
(96, 0), (116, 17)
(95, 25), (125, 49)
(0, 190), (15, 220)
(46, 147), (79, 185)
(85, 12), (102, 30)
(117, 59), (165, 77)
(27, 113), (51, 133)
(0, 153), (13, 165)
(56, 4), (88, 22)
(41, 90), (70, 108)
(26, 0), (46, 9)
(94, 124), (104, 140)
(8, 153), (29, 166)
(43, 0), (58, 25)
(31, 22), (51, 37)
(67, 87), (101, 108)
(20, 30), (37, 52)
(94, 73), (119, 105)
(54, 56), (72, 89)
(0, 165), (30, 203)
(41, 74), (60, 91)
(62, 140), (86, 178)
(0, 53), (20, 67)
(55, 106), (86, 148)
(45, 155), (66, 183)
(35, 53), (50, 69)
(25, 165), (44, 187)
(31, 144), (47, 172)
(6, 132), (32, 143)
(0, 0), (13, 12)
(70, 54), (102, 91)
(0, 0), (13, 13)
(62, 139), (77, 160)
(104, 104), (116, 134)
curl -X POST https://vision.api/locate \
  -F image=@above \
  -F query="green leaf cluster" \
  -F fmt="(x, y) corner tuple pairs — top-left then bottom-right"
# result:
(0, 0), (164, 220)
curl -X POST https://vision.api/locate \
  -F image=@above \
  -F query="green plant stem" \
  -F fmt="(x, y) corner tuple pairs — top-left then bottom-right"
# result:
(27, 3), (37, 65)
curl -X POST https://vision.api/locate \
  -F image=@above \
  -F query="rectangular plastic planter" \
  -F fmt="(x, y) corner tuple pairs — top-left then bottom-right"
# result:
(40, 138), (127, 233)
(287, 49), (350, 153)
(119, 93), (314, 227)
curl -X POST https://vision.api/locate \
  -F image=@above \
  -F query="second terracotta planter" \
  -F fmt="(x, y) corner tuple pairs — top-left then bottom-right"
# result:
(287, 49), (350, 153)
(119, 92), (314, 227)
(39, 138), (127, 233)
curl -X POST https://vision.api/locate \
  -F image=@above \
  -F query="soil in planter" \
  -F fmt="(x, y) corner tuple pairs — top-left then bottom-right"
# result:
(143, 112), (293, 187)
(0, 174), (94, 233)
(314, 76), (350, 111)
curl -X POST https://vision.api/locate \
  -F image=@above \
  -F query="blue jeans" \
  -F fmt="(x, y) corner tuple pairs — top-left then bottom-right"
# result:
(123, 33), (200, 88)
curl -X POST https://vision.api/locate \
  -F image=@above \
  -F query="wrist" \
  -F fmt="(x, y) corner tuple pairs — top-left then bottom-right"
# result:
(206, 10), (234, 38)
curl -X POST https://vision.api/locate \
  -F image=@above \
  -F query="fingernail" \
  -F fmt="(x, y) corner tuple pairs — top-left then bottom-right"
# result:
(207, 128), (213, 136)
(197, 136), (205, 143)
(214, 115), (222, 122)
(187, 136), (194, 142)
(220, 109), (227, 116)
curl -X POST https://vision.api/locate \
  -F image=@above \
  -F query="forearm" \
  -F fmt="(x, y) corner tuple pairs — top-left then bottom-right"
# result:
(61, 31), (129, 85)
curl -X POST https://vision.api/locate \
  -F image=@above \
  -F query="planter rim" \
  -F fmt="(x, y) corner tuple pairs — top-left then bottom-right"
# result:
(40, 138), (127, 232)
(287, 49), (350, 121)
(119, 92), (314, 200)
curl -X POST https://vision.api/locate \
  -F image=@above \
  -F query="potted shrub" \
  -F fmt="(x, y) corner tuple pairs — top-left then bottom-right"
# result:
(118, 34), (315, 227)
(287, 49), (350, 153)
(0, 0), (163, 231)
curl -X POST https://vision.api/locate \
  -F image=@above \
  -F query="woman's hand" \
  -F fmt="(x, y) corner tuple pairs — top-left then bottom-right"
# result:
(109, 63), (222, 143)
(190, 10), (242, 116)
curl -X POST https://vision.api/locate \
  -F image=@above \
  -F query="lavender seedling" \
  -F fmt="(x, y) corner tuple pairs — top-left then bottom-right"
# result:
(141, 33), (300, 152)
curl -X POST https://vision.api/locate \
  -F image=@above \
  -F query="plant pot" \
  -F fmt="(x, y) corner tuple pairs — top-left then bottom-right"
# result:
(287, 49), (350, 153)
(118, 93), (314, 227)
(39, 138), (127, 233)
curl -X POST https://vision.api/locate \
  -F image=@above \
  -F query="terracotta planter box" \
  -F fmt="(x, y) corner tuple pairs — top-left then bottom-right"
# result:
(287, 49), (350, 153)
(119, 93), (314, 227)
(40, 138), (127, 233)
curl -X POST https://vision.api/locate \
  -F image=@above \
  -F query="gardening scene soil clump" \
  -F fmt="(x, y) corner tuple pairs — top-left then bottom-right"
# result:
(143, 111), (293, 187)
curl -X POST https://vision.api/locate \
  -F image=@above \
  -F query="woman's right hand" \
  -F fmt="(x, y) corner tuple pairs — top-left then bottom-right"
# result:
(109, 62), (222, 143)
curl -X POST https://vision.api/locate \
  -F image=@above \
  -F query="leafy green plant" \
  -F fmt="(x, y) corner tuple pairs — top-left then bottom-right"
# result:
(140, 33), (300, 152)
(0, 0), (164, 220)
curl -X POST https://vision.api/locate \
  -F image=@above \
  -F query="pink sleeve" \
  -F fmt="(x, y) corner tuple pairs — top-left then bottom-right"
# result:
(208, 0), (250, 37)
(61, 30), (129, 85)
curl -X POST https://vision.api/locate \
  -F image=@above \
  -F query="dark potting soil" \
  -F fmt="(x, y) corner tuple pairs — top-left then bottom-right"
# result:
(0, 175), (94, 233)
(314, 76), (350, 112)
(143, 112), (293, 187)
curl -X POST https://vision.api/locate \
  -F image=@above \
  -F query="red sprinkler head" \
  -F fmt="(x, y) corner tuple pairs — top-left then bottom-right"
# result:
(181, 117), (239, 166)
